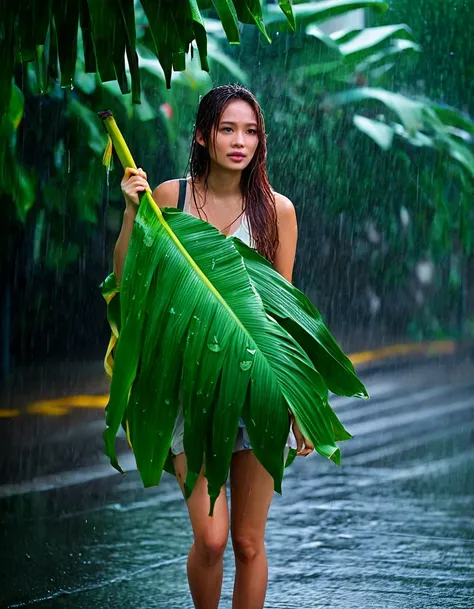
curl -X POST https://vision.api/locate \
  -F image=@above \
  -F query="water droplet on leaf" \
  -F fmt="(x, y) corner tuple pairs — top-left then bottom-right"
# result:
(207, 336), (220, 352)
(240, 360), (253, 371)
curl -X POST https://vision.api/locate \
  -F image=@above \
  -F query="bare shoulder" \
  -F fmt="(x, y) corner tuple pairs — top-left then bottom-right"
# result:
(272, 191), (297, 222)
(151, 179), (182, 208)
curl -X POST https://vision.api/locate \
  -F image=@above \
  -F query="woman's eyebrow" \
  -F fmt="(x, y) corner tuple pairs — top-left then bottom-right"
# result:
(220, 120), (258, 127)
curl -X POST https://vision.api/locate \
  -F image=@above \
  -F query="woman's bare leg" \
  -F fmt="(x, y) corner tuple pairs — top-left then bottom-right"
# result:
(173, 453), (229, 609)
(229, 450), (275, 609)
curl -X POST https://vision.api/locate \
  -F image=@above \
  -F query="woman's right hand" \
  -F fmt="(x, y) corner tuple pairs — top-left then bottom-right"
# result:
(121, 167), (150, 209)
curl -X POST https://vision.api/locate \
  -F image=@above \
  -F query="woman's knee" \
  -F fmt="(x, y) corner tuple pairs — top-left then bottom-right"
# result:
(231, 533), (263, 564)
(194, 534), (228, 567)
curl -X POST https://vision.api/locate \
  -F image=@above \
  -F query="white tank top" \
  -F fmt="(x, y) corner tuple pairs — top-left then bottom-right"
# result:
(182, 183), (254, 249)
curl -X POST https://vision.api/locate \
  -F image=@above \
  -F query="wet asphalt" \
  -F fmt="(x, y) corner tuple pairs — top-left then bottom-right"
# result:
(0, 354), (473, 608)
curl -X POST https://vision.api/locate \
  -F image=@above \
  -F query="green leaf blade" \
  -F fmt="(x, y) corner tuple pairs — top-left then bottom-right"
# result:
(232, 238), (368, 399)
(211, 0), (241, 44)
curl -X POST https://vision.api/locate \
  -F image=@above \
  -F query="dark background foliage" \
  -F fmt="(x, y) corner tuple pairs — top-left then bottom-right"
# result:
(2, 0), (473, 377)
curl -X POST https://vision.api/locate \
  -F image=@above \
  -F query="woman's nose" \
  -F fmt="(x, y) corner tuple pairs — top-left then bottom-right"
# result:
(233, 131), (245, 146)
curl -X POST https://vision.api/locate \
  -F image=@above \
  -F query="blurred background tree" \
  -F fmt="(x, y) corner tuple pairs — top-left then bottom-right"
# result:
(1, 0), (473, 380)
(373, 0), (473, 111)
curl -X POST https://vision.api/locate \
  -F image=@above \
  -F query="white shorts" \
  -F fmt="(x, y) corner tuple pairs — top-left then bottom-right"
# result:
(170, 407), (297, 464)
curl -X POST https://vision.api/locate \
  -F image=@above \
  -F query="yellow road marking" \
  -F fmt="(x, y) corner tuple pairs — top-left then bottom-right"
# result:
(28, 404), (71, 416)
(349, 340), (455, 365)
(0, 409), (21, 418)
(28, 395), (108, 409)
(0, 340), (459, 419)
(26, 395), (109, 417)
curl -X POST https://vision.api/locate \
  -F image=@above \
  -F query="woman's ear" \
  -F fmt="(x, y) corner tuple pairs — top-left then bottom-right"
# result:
(196, 130), (206, 148)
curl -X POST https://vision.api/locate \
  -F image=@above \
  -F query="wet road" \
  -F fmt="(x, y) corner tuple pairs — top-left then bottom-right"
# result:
(0, 354), (473, 608)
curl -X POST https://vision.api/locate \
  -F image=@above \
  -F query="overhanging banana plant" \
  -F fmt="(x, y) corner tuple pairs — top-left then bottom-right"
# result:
(1, 0), (295, 121)
(3, 0), (394, 124)
(100, 111), (368, 515)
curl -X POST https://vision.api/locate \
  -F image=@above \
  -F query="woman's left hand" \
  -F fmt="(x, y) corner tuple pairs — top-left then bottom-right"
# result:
(290, 415), (315, 457)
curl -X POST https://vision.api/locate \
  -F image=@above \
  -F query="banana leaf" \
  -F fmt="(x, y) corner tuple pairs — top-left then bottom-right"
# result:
(231, 238), (367, 400)
(99, 112), (367, 515)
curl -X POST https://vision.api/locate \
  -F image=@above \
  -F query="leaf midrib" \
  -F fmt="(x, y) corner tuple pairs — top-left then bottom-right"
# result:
(155, 203), (298, 399)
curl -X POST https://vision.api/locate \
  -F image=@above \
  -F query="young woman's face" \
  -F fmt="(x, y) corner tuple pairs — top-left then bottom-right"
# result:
(200, 100), (260, 171)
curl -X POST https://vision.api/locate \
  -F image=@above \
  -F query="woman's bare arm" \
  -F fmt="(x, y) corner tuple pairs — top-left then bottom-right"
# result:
(113, 167), (149, 283)
(272, 194), (314, 456)
(113, 175), (180, 283)
(113, 206), (139, 283)
(272, 193), (298, 283)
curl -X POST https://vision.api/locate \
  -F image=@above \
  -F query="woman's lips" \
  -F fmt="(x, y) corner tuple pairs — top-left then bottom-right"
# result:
(228, 153), (246, 162)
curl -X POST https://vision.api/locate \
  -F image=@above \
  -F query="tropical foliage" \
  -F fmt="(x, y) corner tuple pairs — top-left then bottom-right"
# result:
(372, 0), (474, 112)
(2, 0), (473, 380)
(1, 1), (396, 122)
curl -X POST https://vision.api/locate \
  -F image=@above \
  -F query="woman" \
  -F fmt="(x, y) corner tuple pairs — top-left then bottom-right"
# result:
(114, 84), (314, 609)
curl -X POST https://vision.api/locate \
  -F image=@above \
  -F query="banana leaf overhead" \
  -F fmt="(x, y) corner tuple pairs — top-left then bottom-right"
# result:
(2, 0), (393, 120)
(100, 111), (368, 515)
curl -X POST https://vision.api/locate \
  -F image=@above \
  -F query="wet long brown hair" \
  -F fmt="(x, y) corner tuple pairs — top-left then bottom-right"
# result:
(187, 84), (279, 263)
